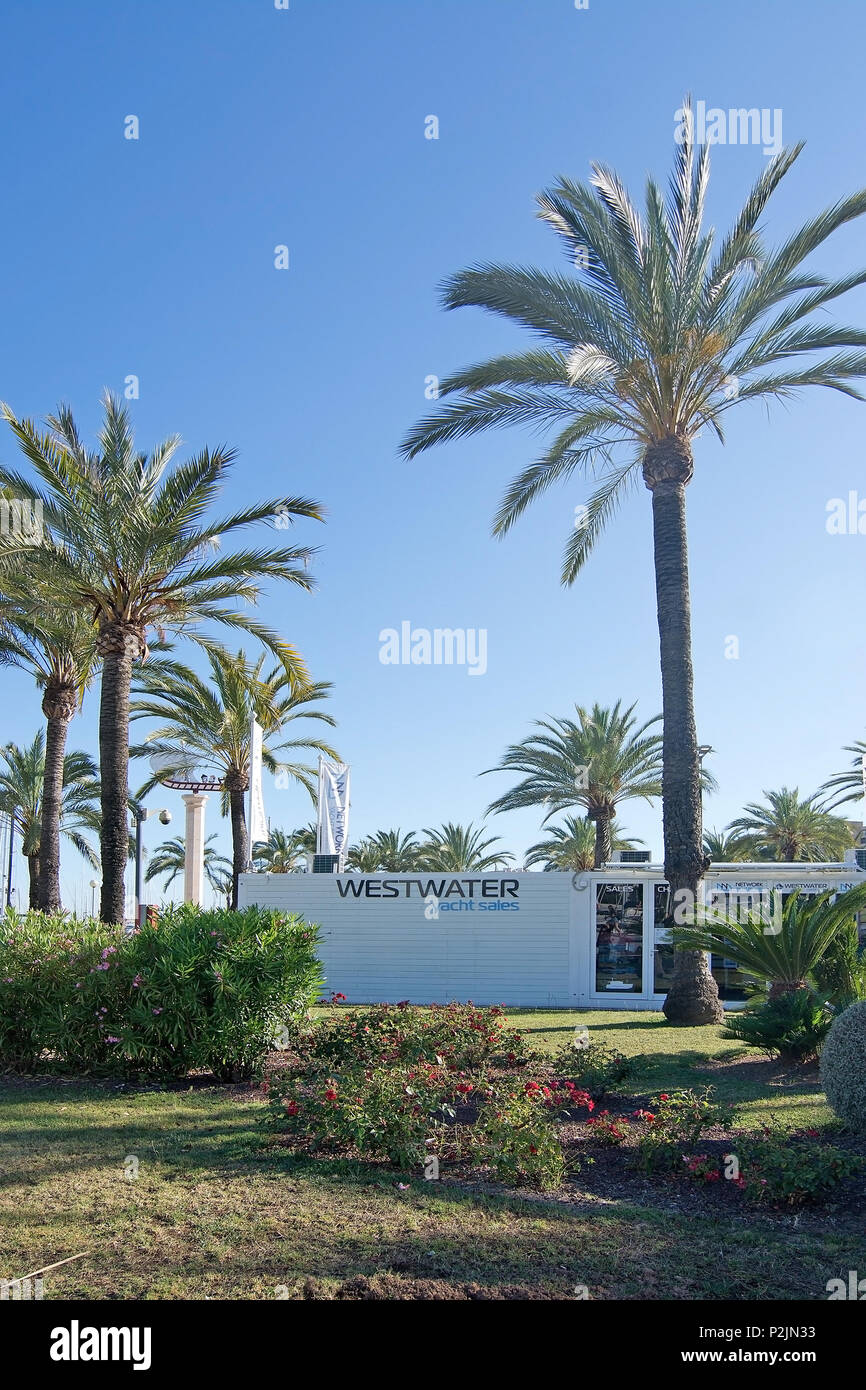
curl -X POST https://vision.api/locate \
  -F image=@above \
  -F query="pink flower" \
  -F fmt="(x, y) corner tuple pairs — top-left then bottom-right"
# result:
(132, 975), (143, 988)
(152, 1007), (163, 1015)
(106, 1037), (121, 1044)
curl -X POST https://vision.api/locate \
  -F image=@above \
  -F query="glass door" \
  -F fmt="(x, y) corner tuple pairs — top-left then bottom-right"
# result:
(594, 882), (644, 995)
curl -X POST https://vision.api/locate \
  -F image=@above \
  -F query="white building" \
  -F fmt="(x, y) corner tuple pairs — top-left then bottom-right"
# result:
(238, 859), (865, 1010)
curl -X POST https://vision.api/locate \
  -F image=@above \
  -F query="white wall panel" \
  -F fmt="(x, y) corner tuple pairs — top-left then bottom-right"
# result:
(239, 871), (576, 1005)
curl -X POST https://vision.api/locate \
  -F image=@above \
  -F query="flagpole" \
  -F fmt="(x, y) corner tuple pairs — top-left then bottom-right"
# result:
(247, 707), (256, 872)
(316, 755), (324, 856)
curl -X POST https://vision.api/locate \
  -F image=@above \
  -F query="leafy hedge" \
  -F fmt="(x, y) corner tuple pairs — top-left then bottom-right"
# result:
(0, 905), (322, 1079)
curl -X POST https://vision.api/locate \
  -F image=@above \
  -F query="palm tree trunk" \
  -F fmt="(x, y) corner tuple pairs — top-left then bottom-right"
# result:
(37, 684), (76, 913)
(592, 815), (612, 868)
(644, 441), (723, 1025)
(226, 772), (248, 911)
(97, 623), (143, 924)
(27, 853), (40, 910)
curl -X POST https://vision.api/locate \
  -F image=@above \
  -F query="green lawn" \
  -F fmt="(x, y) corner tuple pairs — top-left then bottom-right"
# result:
(0, 1010), (860, 1301)
(511, 1008), (834, 1127)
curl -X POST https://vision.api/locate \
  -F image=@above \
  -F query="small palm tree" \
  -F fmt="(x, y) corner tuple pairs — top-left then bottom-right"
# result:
(728, 788), (854, 862)
(0, 392), (322, 922)
(672, 884), (866, 997)
(524, 815), (640, 872)
(253, 828), (306, 873)
(402, 99), (866, 1023)
(345, 830), (423, 873)
(818, 739), (866, 811)
(345, 838), (386, 873)
(420, 822), (513, 872)
(0, 596), (97, 911)
(131, 648), (338, 906)
(145, 833), (232, 896)
(212, 873), (234, 911)
(0, 735), (100, 907)
(702, 827), (754, 862)
(484, 701), (663, 867)
(291, 822), (318, 856)
(372, 829), (423, 872)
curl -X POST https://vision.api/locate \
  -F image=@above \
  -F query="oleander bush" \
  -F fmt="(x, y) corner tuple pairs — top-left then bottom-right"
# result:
(820, 999), (866, 1132)
(0, 905), (322, 1079)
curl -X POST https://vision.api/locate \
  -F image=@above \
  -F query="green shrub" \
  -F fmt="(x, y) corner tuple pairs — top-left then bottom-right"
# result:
(586, 1109), (630, 1144)
(265, 1006), (583, 1190)
(475, 1083), (567, 1189)
(811, 919), (866, 1008)
(552, 1035), (634, 1099)
(268, 1058), (459, 1167)
(297, 1001), (532, 1073)
(735, 1120), (863, 1205)
(820, 1000), (866, 1131)
(0, 905), (322, 1078)
(723, 988), (833, 1061)
(634, 1087), (731, 1173)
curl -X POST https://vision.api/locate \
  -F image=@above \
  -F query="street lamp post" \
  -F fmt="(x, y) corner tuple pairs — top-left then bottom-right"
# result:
(132, 806), (172, 927)
(89, 879), (99, 917)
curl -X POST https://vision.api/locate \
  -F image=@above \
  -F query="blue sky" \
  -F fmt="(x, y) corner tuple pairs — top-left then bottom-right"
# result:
(1, 0), (865, 908)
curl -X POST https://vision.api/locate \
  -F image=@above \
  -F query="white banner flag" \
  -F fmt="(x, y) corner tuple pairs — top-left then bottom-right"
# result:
(317, 757), (350, 865)
(248, 716), (268, 848)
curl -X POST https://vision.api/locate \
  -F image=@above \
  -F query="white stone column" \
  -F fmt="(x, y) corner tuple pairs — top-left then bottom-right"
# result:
(182, 794), (208, 905)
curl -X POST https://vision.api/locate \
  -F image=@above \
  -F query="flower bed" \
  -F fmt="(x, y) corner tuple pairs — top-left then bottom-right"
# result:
(264, 1003), (865, 1206)
(265, 1001), (596, 1188)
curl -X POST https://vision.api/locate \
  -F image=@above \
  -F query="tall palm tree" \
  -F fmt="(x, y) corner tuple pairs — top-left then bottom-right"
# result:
(0, 392), (322, 922)
(0, 594), (97, 911)
(420, 822), (513, 872)
(818, 739), (866, 811)
(702, 827), (754, 863)
(401, 102), (866, 1022)
(131, 648), (338, 907)
(484, 701), (663, 867)
(524, 815), (640, 872)
(0, 736), (100, 908)
(727, 788), (854, 862)
(253, 828), (306, 873)
(145, 833), (232, 897)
